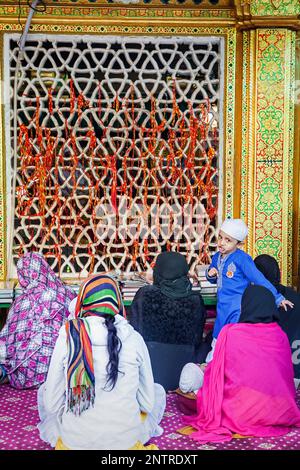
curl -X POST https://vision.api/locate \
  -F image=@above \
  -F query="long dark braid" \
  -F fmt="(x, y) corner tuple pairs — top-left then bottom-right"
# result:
(104, 315), (123, 391)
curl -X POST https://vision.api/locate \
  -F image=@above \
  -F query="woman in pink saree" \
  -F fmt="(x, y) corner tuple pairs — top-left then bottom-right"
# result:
(184, 285), (300, 443)
(0, 252), (76, 389)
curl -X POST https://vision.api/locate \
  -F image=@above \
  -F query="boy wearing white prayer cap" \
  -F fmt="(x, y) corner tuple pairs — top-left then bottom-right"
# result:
(178, 218), (294, 394)
(206, 218), (293, 343)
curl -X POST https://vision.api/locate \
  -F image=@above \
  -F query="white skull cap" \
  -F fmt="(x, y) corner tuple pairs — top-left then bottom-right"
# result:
(220, 218), (248, 242)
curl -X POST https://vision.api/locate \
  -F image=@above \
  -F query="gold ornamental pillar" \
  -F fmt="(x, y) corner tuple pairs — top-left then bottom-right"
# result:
(237, 0), (300, 285)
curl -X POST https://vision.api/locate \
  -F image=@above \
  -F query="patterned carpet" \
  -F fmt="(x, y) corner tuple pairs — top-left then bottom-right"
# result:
(1, 384), (300, 450)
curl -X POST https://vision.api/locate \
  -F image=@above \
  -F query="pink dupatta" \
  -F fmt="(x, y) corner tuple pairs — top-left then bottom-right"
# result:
(185, 323), (300, 443)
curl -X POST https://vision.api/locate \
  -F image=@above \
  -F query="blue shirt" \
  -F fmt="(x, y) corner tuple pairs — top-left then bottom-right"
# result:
(206, 249), (285, 338)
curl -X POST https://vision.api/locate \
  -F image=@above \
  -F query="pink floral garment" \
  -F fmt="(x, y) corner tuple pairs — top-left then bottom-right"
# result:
(0, 252), (76, 389)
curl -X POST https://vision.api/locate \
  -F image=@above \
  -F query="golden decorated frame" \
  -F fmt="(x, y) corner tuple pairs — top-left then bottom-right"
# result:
(0, 1), (299, 286)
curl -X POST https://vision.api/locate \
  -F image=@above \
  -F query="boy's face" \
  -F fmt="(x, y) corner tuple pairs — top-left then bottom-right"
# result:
(217, 230), (240, 255)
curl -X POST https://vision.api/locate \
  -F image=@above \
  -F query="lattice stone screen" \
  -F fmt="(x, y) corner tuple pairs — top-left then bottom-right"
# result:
(5, 34), (224, 278)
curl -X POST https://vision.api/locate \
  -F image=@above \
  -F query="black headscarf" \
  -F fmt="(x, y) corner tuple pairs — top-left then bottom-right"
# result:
(254, 254), (281, 288)
(239, 285), (280, 324)
(254, 253), (297, 299)
(153, 251), (192, 299)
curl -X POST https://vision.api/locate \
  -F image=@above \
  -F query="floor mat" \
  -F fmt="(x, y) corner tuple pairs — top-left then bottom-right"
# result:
(0, 384), (300, 450)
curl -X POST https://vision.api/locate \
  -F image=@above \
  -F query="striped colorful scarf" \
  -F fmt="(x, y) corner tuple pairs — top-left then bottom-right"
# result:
(66, 274), (124, 415)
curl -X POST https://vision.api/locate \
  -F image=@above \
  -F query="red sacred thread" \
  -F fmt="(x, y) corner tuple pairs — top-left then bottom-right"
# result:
(171, 81), (181, 124)
(70, 79), (76, 114)
(87, 127), (97, 157)
(109, 153), (118, 215)
(15, 78), (218, 269)
(113, 93), (120, 112)
(77, 93), (90, 116)
(132, 238), (139, 266)
(143, 239), (150, 265)
(48, 87), (54, 114)
(35, 97), (43, 148)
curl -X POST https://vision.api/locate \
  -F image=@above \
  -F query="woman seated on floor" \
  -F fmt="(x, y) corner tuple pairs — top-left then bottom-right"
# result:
(254, 254), (300, 385)
(0, 252), (76, 388)
(129, 251), (208, 391)
(37, 274), (166, 450)
(179, 285), (300, 443)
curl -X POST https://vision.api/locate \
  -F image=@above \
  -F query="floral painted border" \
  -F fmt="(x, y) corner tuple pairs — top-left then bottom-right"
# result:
(251, 1), (300, 17)
(0, 5), (235, 20)
(0, 33), (5, 281)
(242, 28), (295, 284)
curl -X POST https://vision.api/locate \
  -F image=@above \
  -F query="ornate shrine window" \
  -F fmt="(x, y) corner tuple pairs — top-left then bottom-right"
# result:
(5, 34), (224, 277)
